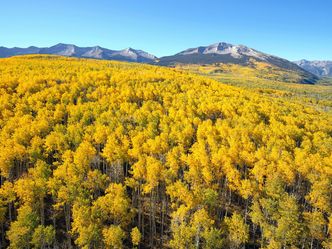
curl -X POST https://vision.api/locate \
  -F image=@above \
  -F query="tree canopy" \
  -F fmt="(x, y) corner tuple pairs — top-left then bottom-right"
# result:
(0, 55), (331, 248)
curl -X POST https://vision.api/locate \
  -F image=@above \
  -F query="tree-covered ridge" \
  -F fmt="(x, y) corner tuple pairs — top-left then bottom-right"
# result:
(176, 61), (307, 83)
(176, 62), (332, 112)
(0, 55), (331, 248)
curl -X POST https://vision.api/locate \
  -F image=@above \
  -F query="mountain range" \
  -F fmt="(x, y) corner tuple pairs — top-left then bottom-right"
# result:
(0, 43), (157, 63)
(0, 42), (329, 83)
(294, 60), (332, 77)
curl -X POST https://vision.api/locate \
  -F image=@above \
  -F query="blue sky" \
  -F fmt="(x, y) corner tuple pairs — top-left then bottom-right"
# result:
(1, 0), (331, 60)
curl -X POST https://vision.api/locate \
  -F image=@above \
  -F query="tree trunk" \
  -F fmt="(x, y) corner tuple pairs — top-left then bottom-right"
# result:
(64, 203), (72, 249)
(40, 198), (45, 225)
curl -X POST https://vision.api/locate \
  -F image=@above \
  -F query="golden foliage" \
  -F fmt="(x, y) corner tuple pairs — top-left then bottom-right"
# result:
(0, 55), (331, 248)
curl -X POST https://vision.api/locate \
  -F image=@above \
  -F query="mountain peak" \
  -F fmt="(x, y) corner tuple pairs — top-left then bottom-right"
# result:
(122, 47), (138, 54)
(209, 42), (233, 50)
(53, 43), (73, 47)
(176, 42), (265, 60)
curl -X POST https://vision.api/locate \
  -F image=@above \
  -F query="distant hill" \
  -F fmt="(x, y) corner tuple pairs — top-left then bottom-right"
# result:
(0, 42), (323, 84)
(157, 42), (319, 84)
(0, 43), (157, 63)
(294, 60), (332, 77)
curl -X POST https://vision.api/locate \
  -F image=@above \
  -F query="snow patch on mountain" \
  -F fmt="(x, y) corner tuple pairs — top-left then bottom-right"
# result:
(178, 42), (269, 61)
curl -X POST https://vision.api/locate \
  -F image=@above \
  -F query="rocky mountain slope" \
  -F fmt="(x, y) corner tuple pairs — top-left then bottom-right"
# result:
(294, 60), (332, 77)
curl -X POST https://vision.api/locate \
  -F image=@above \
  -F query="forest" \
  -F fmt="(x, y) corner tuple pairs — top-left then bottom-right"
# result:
(0, 55), (331, 248)
(176, 62), (332, 113)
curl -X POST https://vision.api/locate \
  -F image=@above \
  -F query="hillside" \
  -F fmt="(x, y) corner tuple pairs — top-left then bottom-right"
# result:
(0, 55), (331, 248)
(175, 62), (332, 112)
